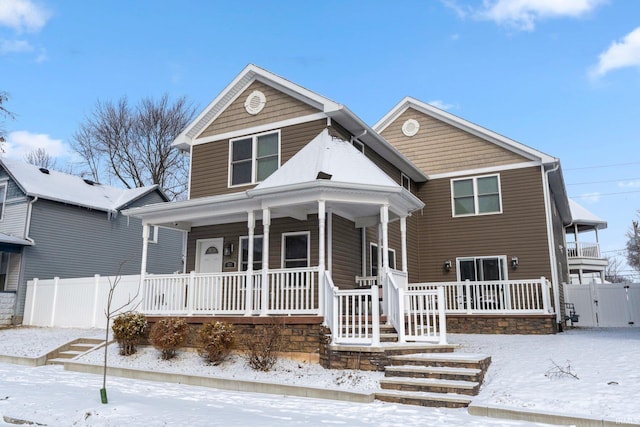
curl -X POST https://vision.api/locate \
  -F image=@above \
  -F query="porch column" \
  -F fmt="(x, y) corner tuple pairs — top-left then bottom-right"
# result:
(318, 200), (326, 316)
(261, 208), (270, 316)
(380, 205), (389, 318)
(361, 227), (367, 277)
(327, 208), (333, 273)
(400, 216), (408, 274)
(140, 223), (149, 278)
(245, 211), (255, 316)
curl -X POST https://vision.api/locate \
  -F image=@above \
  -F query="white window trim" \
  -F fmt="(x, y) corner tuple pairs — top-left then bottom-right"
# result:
(281, 231), (310, 269)
(401, 173), (411, 192)
(0, 181), (7, 222)
(455, 255), (508, 281)
(451, 173), (502, 217)
(228, 129), (281, 188)
(369, 242), (397, 276)
(238, 235), (264, 271)
(147, 225), (159, 244)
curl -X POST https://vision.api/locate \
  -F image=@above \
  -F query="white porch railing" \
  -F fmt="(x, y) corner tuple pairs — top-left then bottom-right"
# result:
(324, 271), (380, 345)
(408, 277), (552, 314)
(567, 242), (601, 259)
(385, 270), (447, 344)
(142, 267), (319, 316)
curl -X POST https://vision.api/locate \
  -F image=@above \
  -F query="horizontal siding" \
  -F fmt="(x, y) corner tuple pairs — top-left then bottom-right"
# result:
(381, 108), (529, 175)
(1, 200), (28, 238)
(187, 216), (320, 273)
(416, 166), (552, 282)
(198, 80), (320, 139)
(190, 119), (326, 198)
(330, 214), (361, 288)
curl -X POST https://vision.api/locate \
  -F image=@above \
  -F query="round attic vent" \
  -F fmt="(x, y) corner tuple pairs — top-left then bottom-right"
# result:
(244, 90), (266, 115)
(402, 119), (420, 137)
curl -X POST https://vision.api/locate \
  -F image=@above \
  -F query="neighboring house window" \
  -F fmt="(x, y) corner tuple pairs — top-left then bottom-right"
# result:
(0, 252), (8, 291)
(0, 182), (7, 221)
(457, 256), (507, 281)
(401, 173), (411, 191)
(282, 232), (310, 268)
(451, 174), (502, 217)
(147, 225), (158, 244)
(229, 130), (280, 186)
(370, 243), (396, 276)
(239, 236), (263, 271)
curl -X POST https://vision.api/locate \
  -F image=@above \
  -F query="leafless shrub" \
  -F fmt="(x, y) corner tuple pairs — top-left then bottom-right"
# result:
(545, 359), (579, 380)
(246, 318), (285, 372)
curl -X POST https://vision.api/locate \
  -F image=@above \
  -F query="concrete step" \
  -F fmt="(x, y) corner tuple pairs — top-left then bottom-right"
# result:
(380, 377), (480, 396)
(375, 390), (473, 408)
(384, 365), (483, 382)
(45, 338), (104, 365)
(389, 353), (491, 370)
(68, 343), (98, 352)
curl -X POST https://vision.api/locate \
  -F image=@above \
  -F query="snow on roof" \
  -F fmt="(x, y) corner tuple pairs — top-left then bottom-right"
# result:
(255, 129), (401, 190)
(569, 199), (607, 229)
(0, 158), (160, 213)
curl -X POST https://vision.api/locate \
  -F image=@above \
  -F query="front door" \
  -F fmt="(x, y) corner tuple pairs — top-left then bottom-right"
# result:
(196, 238), (223, 273)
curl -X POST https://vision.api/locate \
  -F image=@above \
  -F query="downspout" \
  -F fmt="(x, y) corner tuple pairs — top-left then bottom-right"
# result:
(542, 163), (562, 325)
(24, 196), (38, 244)
(14, 196), (38, 324)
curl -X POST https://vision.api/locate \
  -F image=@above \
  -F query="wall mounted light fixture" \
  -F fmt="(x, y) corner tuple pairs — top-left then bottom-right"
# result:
(444, 260), (452, 272)
(511, 257), (519, 270)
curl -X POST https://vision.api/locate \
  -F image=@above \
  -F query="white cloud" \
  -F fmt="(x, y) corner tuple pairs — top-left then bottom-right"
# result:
(0, 38), (33, 54)
(3, 130), (71, 161)
(0, 0), (50, 33)
(618, 179), (640, 189)
(578, 192), (601, 203)
(590, 27), (640, 79)
(428, 100), (455, 110)
(476, 0), (606, 31)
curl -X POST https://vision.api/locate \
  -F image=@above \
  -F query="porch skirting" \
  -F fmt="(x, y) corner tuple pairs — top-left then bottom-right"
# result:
(144, 316), (325, 360)
(444, 314), (558, 334)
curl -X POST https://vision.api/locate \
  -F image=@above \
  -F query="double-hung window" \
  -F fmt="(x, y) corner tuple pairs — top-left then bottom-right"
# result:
(239, 236), (263, 271)
(370, 243), (396, 276)
(229, 130), (280, 187)
(282, 232), (310, 268)
(451, 174), (501, 216)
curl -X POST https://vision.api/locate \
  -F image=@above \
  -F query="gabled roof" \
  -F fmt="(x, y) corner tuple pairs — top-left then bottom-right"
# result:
(255, 129), (400, 190)
(0, 158), (165, 213)
(569, 199), (607, 230)
(373, 96), (558, 165)
(173, 64), (427, 182)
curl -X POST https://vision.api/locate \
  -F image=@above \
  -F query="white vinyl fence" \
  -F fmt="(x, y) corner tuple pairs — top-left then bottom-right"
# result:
(564, 282), (640, 327)
(24, 275), (142, 328)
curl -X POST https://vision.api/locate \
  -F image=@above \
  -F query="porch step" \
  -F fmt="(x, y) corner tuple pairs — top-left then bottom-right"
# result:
(376, 351), (491, 408)
(375, 390), (473, 408)
(380, 377), (480, 396)
(46, 338), (104, 365)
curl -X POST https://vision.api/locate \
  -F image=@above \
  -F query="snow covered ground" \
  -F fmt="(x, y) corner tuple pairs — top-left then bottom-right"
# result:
(1, 326), (639, 426)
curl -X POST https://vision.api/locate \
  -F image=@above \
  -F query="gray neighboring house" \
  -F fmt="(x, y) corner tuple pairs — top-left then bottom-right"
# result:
(0, 158), (184, 325)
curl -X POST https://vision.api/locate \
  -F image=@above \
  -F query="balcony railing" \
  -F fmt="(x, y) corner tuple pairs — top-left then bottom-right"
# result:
(567, 242), (601, 259)
(142, 267), (319, 316)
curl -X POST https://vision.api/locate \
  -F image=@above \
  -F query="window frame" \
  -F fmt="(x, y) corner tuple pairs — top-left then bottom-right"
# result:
(369, 242), (397, 276)
(238, 235), (264, 271)
(228, 130), (281, 188)
(146, 225), (159, 244)
(451, 173), (502, 217)
(401, 173), (411, 192)
(281, 231), (310, 269)
(456, 256), (508, 281)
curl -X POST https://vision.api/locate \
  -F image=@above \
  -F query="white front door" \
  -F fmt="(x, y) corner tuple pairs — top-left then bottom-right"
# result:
(196, 238), (224, 273)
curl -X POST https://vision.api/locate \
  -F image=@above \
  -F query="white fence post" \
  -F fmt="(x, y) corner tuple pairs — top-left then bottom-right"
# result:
(541, 276), (551, 313)
(50, 277), (59, 327)
(91, 274), (100, 328)
(187, 271), (196, 316)
(29, 278), (38, 325)
(371, 284), (380, 346)
(438, 286), (447, 345)
(465, 279), (472, 314)
(397, 287), (406, 343)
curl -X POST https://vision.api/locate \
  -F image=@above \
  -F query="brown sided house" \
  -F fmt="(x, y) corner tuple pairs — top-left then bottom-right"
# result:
(124, 65), (578, 363)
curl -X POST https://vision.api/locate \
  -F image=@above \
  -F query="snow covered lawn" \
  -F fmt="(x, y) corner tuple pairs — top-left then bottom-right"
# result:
(1, 326), (639, 426)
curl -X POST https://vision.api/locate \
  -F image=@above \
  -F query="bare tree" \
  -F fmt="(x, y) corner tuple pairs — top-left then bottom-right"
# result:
(72, 94), (196, 200)
(626, 215), (640, 274)
(604, 256), (629, 283)
(24, 147), (56, 169)
(0, 91), (16, 145)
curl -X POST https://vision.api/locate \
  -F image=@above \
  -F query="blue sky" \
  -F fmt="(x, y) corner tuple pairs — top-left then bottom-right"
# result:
(1, 0), (639, 278)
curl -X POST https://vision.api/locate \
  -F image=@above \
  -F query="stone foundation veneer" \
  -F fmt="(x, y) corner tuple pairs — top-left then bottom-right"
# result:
(0, 292), (16, 326)
(444, 314), (558, 334)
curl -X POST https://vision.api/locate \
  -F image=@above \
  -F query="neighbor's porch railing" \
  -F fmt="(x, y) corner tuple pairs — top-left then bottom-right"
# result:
(142, 267), (319, 316)
(567, 242), (601, 259)
(408, 277), (552, 314)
